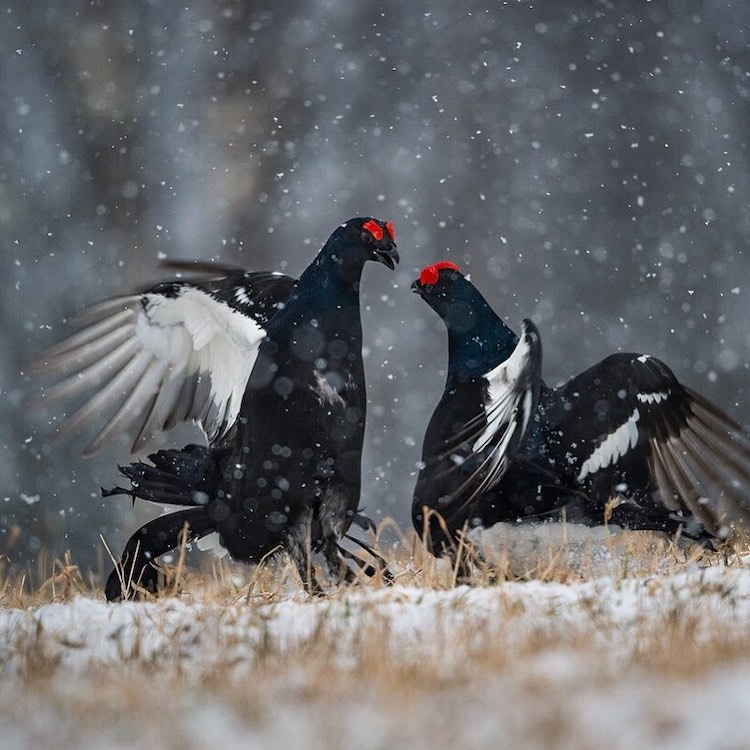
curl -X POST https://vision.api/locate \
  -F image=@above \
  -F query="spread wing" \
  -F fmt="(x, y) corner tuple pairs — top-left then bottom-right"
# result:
(645, 383), (750, 535)
(28, 267), (296, 455)
(554, 353), (750, 535)
(441, 319), (542, 510)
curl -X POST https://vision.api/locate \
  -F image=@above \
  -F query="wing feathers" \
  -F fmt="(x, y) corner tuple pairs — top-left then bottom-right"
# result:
(446, 320), (542, 512)
(132, 371), (186, 450)
(31, 274), (285, 454)
(31, 312), (136, 373)
(641, 382), (750, 534)
(558, 353), (750, 535)
(40, 337), (141, 405)
(84, 360), (169, 456)
(56, 349), (153, 443)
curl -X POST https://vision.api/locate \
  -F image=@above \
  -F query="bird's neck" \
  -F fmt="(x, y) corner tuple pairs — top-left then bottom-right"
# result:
(308, 251), (365, 295)
(270, 253), (364, 338)
(445, 297), (519, 382)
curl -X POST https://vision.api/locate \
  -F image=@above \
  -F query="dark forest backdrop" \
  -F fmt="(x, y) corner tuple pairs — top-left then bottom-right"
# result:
(2, 1), (749, 576)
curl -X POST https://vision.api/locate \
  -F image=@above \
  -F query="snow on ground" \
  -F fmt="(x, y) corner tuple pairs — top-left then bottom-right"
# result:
(2, 565), (747, 677)
(3, 563), (750, 749)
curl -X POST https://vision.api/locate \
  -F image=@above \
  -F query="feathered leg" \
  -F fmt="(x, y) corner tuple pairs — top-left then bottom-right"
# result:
(322, 538), (357, 584)
(284, 507), (323, 594)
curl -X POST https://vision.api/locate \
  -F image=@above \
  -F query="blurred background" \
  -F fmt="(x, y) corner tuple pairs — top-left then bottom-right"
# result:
(2, 1), (749, 580)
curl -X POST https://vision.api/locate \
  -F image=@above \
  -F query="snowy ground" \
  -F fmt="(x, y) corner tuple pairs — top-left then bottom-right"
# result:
(3, 555), (750, 749)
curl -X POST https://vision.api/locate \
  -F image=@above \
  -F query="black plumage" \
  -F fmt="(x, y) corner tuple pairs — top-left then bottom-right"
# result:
(35, 218), (397, 598)
(412, 261), (750, 559)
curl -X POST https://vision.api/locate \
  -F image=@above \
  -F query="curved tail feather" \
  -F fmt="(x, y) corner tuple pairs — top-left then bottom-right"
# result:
(105, 507), (216, 601)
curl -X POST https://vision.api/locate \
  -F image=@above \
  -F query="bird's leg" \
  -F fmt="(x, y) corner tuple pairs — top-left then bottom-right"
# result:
(322, 538), (357, 585)
(286, 508), (324, 594)
(292, 553), (323, 594)
(317, 489), (359, 585)
(451, 554), (475, 586)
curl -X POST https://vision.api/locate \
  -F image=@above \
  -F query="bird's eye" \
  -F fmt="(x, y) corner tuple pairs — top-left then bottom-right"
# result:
(362, 219), (384, 241)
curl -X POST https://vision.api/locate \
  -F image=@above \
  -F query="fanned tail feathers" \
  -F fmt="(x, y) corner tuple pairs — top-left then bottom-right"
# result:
(103, 444), (221, 507)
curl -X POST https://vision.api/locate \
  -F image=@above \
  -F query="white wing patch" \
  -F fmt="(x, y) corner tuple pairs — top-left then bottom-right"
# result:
(473, 331), (534, 453)
(455, 322), (540, 503)
(234, 286), (251, 306)
(577, 408), (640, 482)
(33, 285), (265, 454)
(144, 287), (265, 438)
(637, 391), (668, 404)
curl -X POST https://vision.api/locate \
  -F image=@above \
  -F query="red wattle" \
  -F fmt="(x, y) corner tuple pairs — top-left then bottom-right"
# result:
(362, 219), (384, 241)
(419, 260), (460, 286)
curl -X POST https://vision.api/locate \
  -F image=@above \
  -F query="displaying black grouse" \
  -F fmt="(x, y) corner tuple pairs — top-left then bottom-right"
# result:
(34, 218), (398, 598)
(412, 260), (750, 558)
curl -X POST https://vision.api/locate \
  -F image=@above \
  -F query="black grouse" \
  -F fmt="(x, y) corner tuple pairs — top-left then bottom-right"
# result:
(34, 218), (398, 598)
(411, 260), (750, 559)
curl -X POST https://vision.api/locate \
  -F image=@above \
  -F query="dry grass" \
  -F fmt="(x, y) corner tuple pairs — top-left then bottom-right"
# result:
(0, 524), (717, 605)
(2, 521), (750, 749)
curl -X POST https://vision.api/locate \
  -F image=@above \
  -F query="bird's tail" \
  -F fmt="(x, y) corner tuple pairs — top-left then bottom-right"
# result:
(102, 443), (224, 507)
(105, 507), (216, 601)
(102, 444), (225, 600)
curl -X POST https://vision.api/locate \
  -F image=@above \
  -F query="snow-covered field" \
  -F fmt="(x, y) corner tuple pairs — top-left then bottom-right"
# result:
(2, 544), (750, 750)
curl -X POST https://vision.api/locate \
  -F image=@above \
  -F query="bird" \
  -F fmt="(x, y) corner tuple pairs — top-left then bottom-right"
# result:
(32, 217), (398, 598)
(411, 260), (750, 562)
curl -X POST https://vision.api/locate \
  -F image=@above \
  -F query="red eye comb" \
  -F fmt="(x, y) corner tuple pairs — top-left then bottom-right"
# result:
(419, 260), (460, 286)
(385, 221), (396, 241)
(362, 219), (384, 241)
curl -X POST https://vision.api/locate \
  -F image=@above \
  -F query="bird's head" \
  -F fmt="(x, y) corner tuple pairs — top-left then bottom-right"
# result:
(325, 217), (399, 273)
(413, 259), (520, 372)
(411, 260), (464, 313)
(412, 260), (498, 339)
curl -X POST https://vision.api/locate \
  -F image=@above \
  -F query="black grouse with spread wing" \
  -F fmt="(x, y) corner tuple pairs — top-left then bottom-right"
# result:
(412, 261), (750, 558)
(33, 218), (397, 598)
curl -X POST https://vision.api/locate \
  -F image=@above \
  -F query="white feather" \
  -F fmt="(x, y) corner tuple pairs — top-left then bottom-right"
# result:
(473, 332), (532, 453)
(577, 408), (640, 482)
(39, 285), (266, 452)
(637, 391), (669, 404)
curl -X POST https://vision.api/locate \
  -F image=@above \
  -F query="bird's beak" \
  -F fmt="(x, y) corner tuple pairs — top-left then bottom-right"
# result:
(374, 245), (399, 270)
(410, 279), (423, 295)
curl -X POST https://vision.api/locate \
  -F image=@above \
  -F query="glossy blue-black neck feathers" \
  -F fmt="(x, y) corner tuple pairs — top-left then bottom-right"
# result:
(432, 275), (519, 383)
(267, 222), (373, 337)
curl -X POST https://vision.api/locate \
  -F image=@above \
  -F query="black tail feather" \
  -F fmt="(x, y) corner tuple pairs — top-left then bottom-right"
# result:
(103, 443), (222, 508)
(105, 507), (216, 601)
